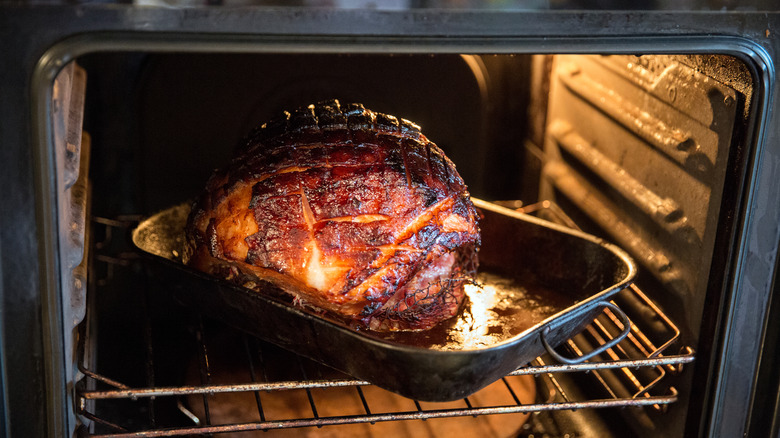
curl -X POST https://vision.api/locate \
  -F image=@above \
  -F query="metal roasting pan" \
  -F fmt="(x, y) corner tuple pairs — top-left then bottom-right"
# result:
(131, 198), (636, 402)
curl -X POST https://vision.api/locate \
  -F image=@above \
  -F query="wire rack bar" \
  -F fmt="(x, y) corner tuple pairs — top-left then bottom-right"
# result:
(79, 350), (694, 401)
(87, 390), (680, 438)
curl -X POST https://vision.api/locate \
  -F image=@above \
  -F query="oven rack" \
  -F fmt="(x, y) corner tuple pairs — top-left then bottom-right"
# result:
(78, 358), (692, 438)
(76, 311), (694, 437)
(76, 208), (696, 437)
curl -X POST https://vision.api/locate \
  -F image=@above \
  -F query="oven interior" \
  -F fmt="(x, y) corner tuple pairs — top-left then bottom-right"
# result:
(56, 51), (756, 437)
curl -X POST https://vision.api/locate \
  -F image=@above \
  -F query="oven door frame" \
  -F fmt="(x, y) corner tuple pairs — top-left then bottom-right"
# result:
(0, 6), (778, 437)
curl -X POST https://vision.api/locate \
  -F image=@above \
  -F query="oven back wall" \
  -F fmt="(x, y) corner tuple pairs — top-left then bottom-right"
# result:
(80, 52), (532, 220)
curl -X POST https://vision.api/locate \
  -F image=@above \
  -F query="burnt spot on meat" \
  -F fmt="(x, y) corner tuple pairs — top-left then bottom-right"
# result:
(206, 219), (221, 258)
(361, 300), (384, 317)
(422, 189), (440, 208)
(314, 100), (348, 130)
(292, 104), (320, 131)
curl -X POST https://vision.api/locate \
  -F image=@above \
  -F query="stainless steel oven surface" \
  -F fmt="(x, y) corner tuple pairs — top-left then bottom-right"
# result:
(1, 3), (779, 438)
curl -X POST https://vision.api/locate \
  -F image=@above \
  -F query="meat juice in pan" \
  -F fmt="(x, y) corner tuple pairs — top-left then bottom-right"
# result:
(380, 272), (569, 349)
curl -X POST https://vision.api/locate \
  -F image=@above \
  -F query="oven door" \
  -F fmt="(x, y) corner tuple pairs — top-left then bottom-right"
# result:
(0, 5), (779, 438)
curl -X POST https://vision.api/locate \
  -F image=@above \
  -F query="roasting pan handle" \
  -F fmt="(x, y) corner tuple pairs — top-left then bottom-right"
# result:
(541, 301), (631, 365)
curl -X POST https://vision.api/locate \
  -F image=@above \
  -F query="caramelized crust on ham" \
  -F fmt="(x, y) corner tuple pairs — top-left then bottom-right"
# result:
(186, 100), (480, 331)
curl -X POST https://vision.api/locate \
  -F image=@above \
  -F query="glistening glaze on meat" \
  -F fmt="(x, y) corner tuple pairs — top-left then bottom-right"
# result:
(186, 100), (480, 331)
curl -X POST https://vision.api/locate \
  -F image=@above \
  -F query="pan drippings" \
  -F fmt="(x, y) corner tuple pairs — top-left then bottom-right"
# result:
(368, 272), (570, 350)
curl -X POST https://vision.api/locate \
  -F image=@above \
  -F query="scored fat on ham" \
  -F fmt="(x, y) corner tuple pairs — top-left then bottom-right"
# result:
(185, 100), (480, 331)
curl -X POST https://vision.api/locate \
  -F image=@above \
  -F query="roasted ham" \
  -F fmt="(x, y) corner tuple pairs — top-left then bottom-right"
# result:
(186, 100), (480, 331)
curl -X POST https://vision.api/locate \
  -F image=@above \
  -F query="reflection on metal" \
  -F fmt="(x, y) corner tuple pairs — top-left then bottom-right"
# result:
(558, 61), (714, 176)
(460, 55), (490, 109)
(543, 160), (689, 296)
(550, 120), (699, 245)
